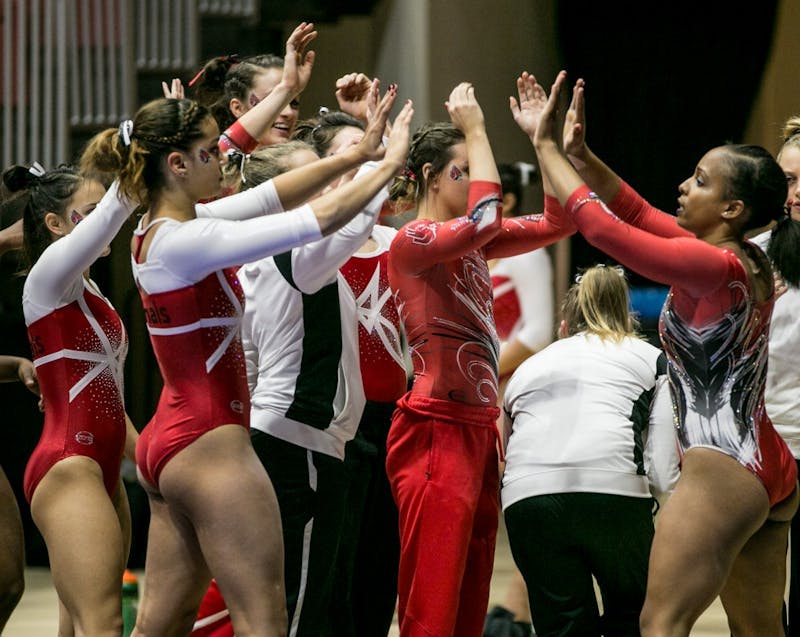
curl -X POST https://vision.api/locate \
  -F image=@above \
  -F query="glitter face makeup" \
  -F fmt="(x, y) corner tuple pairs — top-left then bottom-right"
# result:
(198, 148), (212, 163)
(449, 165), (464, 181)
(70, 210), (84, 226)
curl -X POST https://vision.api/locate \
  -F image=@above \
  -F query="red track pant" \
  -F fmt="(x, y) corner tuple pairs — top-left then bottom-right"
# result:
(386, 393), (501, 637)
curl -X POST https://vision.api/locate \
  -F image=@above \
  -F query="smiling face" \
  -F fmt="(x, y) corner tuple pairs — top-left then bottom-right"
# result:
(245, 67), (300, 147)
(676, 147), (737, 238)
(778, 144), (800, 222)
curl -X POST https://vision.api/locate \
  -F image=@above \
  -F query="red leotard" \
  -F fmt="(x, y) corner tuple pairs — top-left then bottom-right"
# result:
(339, 225), (406, 403)
(566, 182), (797, 506)
(133, 225), (249, 489)
(24, 282), (128, 501)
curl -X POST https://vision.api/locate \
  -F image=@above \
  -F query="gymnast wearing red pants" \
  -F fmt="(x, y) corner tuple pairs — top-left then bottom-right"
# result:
(386, 82), (574, 637)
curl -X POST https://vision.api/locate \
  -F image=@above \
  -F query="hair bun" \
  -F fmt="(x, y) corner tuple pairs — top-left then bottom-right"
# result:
(2, 164), (39, 192)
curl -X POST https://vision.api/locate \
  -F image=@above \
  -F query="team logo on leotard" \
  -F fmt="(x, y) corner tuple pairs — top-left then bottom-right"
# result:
(74, 431), (95, 445)
(354, 264), (405, 370)
(404, 221), (437, 246)
(230, 400), (244, 414)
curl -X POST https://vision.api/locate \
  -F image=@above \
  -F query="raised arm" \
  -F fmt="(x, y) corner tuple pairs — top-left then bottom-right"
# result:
(561, 77), (622, 203)
(531, 71), (728, 296)
(561, 77), (688, 239)
(160, 99), (413, 281)
(26, 181), (135, 307)
(270, 83), (397, 209)
(225, 23), (317, 151)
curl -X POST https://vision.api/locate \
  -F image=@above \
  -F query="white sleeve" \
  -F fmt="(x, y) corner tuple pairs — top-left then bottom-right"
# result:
(156, 206), (322, 283)
(25, 181), (134, 309)
(290, 162), (387, 293)
(195, 180), (284, 220)
(645, 375), (681, 505)
(509, 250), (554, 351)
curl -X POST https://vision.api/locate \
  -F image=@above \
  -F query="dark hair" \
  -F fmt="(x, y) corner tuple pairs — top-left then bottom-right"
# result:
(190, 54), (283, 132)
(292, 110), (364, 157)
(498, 163), (522, 214)
(2, 164), (83, 268)
(80, 98), (211, 208)
(388, 122), (465, 206)
(720, 144), (800, 286)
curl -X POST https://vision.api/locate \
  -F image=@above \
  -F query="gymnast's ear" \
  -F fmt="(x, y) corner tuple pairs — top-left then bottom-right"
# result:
(44, 211), (68, 237)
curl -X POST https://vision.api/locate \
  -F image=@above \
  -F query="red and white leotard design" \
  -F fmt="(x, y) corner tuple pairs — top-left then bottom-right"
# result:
(566, 182), (797, 506)
(389, 185), (573, 406)
(134, 266), (249, 488)
(22, 181), (134, 502)
(24, 282), (128, 501)
(340, 225), (407, 403)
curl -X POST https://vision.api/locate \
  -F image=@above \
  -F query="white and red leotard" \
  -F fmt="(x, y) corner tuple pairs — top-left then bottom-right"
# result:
(565, 181), (797, 506)
(23, 182), (134, 501)
(131, 180), (323, 489)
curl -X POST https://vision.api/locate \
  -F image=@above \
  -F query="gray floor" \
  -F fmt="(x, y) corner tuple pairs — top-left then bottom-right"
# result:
(4, 520), (731, 636)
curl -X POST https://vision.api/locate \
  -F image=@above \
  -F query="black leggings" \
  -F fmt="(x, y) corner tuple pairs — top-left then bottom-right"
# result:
(505, 492), (654, 637)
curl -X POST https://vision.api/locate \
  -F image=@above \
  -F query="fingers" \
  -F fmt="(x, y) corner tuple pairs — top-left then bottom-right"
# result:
(161, 78), (184, 99)
(288, 22), (317, 53)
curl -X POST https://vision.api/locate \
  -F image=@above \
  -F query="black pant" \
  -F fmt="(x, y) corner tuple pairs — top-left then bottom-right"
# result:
(505, 492), (654, 637)
(251, 430), (349, 637)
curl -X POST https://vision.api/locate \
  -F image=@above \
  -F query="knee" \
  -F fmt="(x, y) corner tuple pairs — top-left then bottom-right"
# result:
(0, 573), (24, 614)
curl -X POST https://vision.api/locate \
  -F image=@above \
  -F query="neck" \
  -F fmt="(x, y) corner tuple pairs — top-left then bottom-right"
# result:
(417, 192), (457, 222)
(149, 187), (197, 222)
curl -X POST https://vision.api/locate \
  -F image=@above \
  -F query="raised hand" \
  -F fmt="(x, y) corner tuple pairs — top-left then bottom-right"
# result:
(354, 83), (399, 161)
(562, 78), (587, 159)
(509, 71), (548, 138)
(283, 22), (317, 97)
(445, 82), (485, 135)
(335, 72), (376, 123)
(383, 99), (414, 170)
(532, 70), (567, 150)
(161, 78), (185, 99)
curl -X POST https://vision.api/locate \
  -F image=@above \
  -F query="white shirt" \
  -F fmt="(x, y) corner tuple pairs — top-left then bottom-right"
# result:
(501, 332), (679, 510)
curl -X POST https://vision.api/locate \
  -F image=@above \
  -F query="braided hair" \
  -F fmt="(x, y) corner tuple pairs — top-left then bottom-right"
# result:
(80, 98), (211, 208)
(388, 122), (464, 207)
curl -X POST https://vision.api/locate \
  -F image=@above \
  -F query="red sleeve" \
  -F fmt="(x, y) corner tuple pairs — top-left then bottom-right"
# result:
(484, 194), (576, 259)
(608, 180), (693, 239)
(390, 180), (502, 275)
(218, 119), (259, 155)
(567, 185), (729, 297)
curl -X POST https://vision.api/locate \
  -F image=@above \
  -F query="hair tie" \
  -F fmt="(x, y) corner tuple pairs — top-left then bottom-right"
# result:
(119, 120), (134, 147)
(318, 106), (330, 116)
(402, 168), (416, 183)
(188, 54), (241, 87)
(28, 161), (46, 178)
(226, 148), (250, 184)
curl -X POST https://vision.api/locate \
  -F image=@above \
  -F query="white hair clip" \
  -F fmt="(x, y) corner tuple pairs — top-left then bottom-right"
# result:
(28, 161), (46, 177)
(514, 161), (537, 187)
(119, 119), (134, 147)
(226, 148), (250, 184)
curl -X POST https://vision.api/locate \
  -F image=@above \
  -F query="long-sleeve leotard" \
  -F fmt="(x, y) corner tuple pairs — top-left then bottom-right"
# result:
(389, 183), (573, 407)
(564, 183), (796, 505)
(22, 182), (136, 500)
